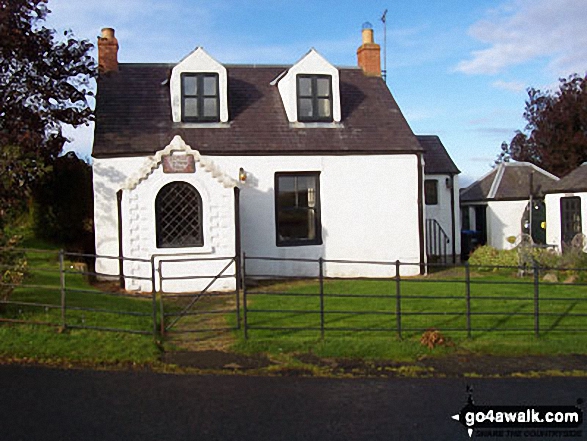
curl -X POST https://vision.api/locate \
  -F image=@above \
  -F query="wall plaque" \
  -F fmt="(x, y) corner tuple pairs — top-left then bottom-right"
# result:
(162, 154), (196, 173)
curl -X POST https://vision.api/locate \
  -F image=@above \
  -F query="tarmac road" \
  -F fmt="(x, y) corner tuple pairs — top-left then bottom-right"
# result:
(0, 365), (585, 441)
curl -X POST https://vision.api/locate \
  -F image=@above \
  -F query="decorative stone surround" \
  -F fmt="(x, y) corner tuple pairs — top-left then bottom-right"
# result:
(122, 135), (238, 191)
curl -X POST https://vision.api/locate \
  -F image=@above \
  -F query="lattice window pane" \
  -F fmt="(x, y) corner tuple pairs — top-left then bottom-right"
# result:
(156, 182), (203, 248)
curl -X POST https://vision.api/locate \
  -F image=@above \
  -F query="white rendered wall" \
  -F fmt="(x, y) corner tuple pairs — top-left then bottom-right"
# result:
(93, 156), (237, 292)
(424, 174), (461, 257)
(93, 153), (424, 292)
(212, 154), (422, 278)
(486, 200), (528, 250)
(545, 192), (587, 252)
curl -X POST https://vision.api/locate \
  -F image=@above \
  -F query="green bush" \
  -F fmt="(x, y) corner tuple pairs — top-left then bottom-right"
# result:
(469, 245), (587, 281)
(468, 245), (518, 269)
(0, 233), (27, 312)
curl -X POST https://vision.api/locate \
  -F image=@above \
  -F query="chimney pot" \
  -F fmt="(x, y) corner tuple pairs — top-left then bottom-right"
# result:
(357, 24), (381, 77)
(361, 22), (374, 45)
(98, 27), (119, 75)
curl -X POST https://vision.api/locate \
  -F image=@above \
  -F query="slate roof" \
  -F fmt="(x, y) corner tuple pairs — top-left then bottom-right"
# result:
(460, 162), (559, 203)
(92, 63), (423, 158)
(417, 135), (460, 175)
(544, 162), (587, 193)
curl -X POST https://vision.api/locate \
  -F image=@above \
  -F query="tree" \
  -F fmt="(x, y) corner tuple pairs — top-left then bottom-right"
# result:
(508, 74), (587, 177)
(493, 141), (511, 167)
(32, 152), (94, 252)
(0, 0), (96, 230)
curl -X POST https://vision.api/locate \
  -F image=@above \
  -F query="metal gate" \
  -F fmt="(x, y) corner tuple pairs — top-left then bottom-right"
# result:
(155, 255), (240, 335)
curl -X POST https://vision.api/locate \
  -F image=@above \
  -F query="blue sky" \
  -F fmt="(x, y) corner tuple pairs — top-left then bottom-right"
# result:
(46, 0), (587, 184)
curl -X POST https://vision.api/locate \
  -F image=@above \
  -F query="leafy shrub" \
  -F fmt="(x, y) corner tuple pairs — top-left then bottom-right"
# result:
(469, 245), (587, 281)
(468, 246), (518, 269)
(0, 233), (27, 312)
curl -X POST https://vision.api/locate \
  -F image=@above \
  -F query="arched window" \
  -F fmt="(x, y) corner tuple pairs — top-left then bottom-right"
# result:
(155, 182), (203, 248)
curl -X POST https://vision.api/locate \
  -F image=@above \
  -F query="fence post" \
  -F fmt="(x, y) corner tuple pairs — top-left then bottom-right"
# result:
(395, 260), (402, 339)
(242, 253), (248, 340)
(59, 250), (66, 330)
(150, 255), (158, 339)
(533, 261), (540, 337)
(235, 256), (241, 330)
(465, 261), (471, 338)
(158, 260), (165, 336)
(319, 257), (325, 339)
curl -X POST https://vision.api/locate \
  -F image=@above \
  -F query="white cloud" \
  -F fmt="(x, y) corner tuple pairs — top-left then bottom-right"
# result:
(456, 0), (587, 76)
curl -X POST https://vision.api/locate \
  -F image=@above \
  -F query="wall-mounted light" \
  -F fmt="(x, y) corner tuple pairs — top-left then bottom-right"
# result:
(445, 177), (453, 189)
(239, 167), (247, 183)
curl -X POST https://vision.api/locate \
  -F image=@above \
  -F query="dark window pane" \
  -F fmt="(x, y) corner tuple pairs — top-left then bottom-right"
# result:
(425, 180), (438, 205)
(561, 197), (582, 246)
(184, 98), (199, 117)
(183, 76), (198, 96)
(316, 78), (330, 97)
(203, 98), (217, 117)
(181, 73), (219, 122)
(203, 76), (217, 95)
(277, 190), (296, 208)
(156, 182), (203, 248)
(298, 77), (312, 96)
(317, 98), (331, 118)
(278, 208), (310, 241)
(299, 98), (313, 118)
(297, 75), (333, 122)
(276, 173), (321, 246)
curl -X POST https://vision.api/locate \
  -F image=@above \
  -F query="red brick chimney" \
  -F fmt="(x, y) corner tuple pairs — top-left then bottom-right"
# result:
(98, 28), (119, 74)
(357, 23), (381, 76)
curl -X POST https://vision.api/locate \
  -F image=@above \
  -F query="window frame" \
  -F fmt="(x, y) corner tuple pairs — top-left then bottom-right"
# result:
(296, 74), (333, 122)
(180, 72), (220, 123)
(155, 181), (204, 249)
(424, 179), (439, 205)
(274, 171), (323, 247)
(560, 196), (582, 245)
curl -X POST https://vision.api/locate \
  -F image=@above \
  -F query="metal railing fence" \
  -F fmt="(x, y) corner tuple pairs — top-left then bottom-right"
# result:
(0, 247), (241, 337)
(241, 254), (587, 339)
(2, 247), (586, 341)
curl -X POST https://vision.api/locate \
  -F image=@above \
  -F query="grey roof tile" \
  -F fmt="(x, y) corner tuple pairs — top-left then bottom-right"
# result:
(417, 135), (460, 175)
(460, 162), (559, 202)
(544, 162), (587, 193)
(93, 64), (424, 158)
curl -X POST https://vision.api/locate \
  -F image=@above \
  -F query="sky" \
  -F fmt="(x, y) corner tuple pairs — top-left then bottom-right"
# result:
(45, 0), (587, 185)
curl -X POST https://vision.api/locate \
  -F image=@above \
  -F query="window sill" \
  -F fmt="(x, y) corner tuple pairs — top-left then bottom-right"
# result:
(173, 122), (231, 129)
(290, 122), (343, 129)
(154, 246), (214, 255)
(276, 240), (323, 247)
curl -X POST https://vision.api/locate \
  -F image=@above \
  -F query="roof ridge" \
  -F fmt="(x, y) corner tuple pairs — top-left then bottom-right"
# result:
(487, 163), (505, 199)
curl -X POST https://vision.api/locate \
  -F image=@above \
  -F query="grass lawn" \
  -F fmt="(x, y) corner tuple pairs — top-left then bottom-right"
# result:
(2, 239), (587, 367)
(234, 269), (587, 361)
(0, 243), (161, 365)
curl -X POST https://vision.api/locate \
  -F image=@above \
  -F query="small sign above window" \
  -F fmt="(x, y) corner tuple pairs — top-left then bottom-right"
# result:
(162, 155), (196, 174)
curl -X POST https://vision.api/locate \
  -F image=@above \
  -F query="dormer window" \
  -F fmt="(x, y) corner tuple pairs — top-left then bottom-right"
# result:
(181, 73), (219, 122)
(297, 74), (333, 122)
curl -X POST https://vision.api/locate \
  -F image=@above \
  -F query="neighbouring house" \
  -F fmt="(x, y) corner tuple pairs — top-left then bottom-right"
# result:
(92, 25), (461, 292)
(460, 162), (559, 252)
(544, 162), (587, 252)
(418, 135), (461, 263)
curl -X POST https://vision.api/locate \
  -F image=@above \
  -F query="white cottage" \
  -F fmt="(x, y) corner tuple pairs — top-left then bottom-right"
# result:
(544, 163), (587, 252)
(92, 26), (459, 292)
(460, 162), (559, 251)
